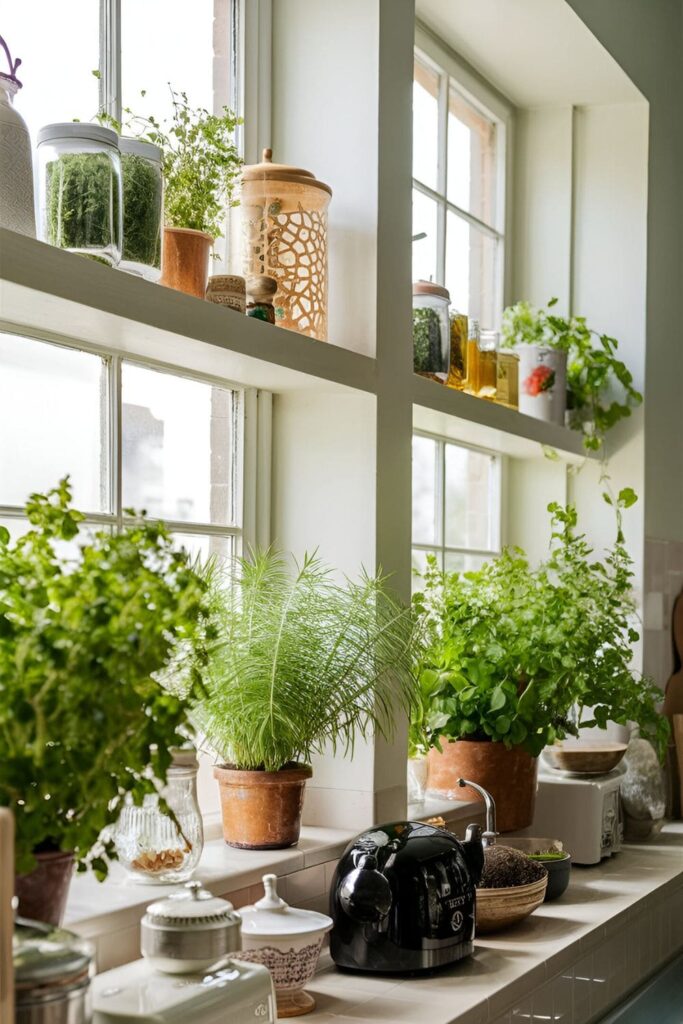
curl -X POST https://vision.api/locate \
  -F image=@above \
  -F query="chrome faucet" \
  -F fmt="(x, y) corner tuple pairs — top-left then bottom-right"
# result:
(458, 778), (499, 846)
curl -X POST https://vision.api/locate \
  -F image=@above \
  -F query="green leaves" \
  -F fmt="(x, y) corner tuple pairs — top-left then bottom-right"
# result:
(0, 479), (211, 876)
(411, 500), (669, 761)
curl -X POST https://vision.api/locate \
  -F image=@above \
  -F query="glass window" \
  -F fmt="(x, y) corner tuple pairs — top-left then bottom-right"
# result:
(412, 433), (501, 584)
(412, 51), (506, 329)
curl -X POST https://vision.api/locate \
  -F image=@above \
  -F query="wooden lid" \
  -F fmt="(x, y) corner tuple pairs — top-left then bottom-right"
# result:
(247, 274), (278, 301)
(413, 279), (450, 301)
(242, 148), (332, 196)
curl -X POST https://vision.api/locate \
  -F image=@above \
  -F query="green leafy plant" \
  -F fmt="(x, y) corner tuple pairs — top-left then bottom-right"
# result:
(121, 89), (242, 239)
(194, 549), (419, 772)
(0, 479), (210, 877)
(44, 151), (120, 262)
(410, 492), (667, 760)
(502, 298), (642, 451)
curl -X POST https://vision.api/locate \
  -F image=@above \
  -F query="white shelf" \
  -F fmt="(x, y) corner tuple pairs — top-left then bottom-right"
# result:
(412, 374), (588, 461)
(0, 231), (376, 396)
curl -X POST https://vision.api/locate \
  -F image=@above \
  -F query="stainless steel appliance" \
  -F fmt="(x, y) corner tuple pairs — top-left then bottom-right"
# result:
(140, 880), (241, 974)
(14, 917), (95, 1024)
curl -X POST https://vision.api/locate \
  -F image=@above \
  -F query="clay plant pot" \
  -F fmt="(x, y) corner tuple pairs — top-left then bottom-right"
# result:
(160, 226), (213, 298)
(214, 764), (312, 850)
(427, 739), (538, 832)
(15, 849), (74, 926)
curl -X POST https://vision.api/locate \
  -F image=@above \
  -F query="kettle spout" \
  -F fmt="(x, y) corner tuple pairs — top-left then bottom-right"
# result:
(462, 823), (484, 886)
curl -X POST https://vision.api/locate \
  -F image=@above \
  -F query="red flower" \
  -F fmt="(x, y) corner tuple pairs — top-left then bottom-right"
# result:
(523, 365), (556, 397)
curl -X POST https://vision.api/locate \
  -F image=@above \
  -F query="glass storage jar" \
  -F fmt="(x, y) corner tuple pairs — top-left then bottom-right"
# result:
(37, 122), (122, 265)
(413, 280), (450, 376)
(447, 310), (468, 389)
(464, 319), (481, 394)
(119, 136), (162, 280)
(496, 351), (519, 408)
(477, 329), (499, 399)
(114, 748), (204, 884)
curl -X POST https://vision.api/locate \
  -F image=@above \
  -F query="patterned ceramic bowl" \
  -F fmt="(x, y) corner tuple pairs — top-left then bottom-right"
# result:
(232, 874), (332, 1018)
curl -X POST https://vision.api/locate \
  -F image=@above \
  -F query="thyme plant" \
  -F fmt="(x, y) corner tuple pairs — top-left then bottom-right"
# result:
(194, 549), (419, 772)
(0, 480), (210, 877)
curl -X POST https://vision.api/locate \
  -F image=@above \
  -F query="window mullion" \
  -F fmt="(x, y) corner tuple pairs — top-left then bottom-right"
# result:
(436, 71), (448, 286)
(110, 354), (123, 530)
(100, 0), (122, 122)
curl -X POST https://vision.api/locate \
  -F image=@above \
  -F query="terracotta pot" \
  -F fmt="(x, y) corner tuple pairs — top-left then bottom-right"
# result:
(160, 226), (213, 298)
(15, 849), (74, 926)
(214, 764), (312, 849)
(427, 740), (538, 832)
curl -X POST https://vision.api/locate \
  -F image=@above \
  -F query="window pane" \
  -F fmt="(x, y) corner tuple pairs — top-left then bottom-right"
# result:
(447, 85), (498, 227)
(412, 548), (441, 589)
(413, 59), (440, 191)
(122, 364), (235, 526)
(121, 0), (228, 124)
(445, 211), (499, 326)
(412, 190), (439, 286)
(444, 551), (491, 575)
(412, 435), (438, 545)
(2, 2), (100, 148)
(0, 334), (108, 512)
(444, 444), (496, 550)
(172, 533), (234, 563)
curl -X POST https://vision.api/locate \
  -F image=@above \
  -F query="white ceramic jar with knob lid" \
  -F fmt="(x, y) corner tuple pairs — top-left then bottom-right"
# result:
(0, 35), (35, 237)
(233, 873), (332, 1018)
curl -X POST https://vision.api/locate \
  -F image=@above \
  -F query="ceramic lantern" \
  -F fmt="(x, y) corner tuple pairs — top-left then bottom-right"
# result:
(241, 148), (332, 341)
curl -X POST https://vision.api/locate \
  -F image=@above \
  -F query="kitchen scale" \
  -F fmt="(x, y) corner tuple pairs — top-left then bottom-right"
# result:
(527, 761), (624, 865)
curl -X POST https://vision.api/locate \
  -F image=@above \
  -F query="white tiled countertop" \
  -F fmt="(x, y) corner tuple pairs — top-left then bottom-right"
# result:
(299, 823), (683, 1024)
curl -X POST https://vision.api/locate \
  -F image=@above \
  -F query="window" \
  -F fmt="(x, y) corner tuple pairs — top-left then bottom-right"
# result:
(412, 433), (502, 579)
(0, 332), (243, 560)
(412, 48), (508, 329)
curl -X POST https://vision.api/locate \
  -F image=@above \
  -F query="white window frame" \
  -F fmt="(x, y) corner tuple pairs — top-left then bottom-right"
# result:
(414, 23), (514, 323)
(412, 429), (504, 570)
(0, 327), (264, 555)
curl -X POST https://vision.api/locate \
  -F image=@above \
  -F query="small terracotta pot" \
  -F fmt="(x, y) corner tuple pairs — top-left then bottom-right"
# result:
(15, 849), (74, 926)
(427, 740), (538, 832)
(214, 764), (312, 849)
(160, 226), (213, 298)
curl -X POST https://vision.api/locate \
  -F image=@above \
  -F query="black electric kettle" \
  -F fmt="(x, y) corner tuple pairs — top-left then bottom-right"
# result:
(329, 779), (497, 973)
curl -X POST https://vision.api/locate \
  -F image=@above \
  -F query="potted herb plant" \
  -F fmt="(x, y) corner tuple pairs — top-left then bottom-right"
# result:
(136, 90), (242, 298)
(194, 549), (418, 850)
(412, 492), (666, 831)
(0, 479), (210, 925)
(502, 298), (642, 448)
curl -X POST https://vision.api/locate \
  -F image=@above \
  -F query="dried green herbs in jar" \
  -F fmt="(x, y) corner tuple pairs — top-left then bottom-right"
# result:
(120, 138), (163, 275)
(413, 306), (443, 373)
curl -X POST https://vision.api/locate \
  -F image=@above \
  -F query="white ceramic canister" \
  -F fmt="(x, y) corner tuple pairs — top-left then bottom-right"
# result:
(0, 36), (35, 236)
(233, 873), (332, 1018)
(518, 345), (567, 425)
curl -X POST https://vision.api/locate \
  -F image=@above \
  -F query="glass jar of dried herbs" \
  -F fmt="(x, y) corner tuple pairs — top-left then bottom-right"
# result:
(119, 137), (163, 280)
(412, 280), (450, 377)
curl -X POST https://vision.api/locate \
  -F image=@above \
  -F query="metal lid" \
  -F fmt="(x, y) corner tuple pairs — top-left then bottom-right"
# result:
(169, 746), (199, 772)
(14, 918), (94, 994)
(144, 881), (239, 927)
(242, 147), (332, 196)
(37, 122), (119, 149)
(413, 280), (450, 301)
(119, 136), (162, 162)
(239, 874), (333, 938)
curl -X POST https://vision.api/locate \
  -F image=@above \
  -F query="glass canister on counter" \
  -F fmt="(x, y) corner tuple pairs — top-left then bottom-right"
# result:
(477, 329), (499, 400)
(113, 747), (204, 884)
(413, 281), (450, 377)
(447, 310), (468, 389)
(37, 123), (122, 265)
(241, 148), (331, 341)
(119, 137), (163, 279)
(496, 351), (519, 409)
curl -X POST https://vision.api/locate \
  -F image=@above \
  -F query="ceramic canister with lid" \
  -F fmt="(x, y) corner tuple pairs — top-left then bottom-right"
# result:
(233, 873), (332, 1019)
(14, 917), (95, 1024)
(141, 880), (242, 974)
(0, 35), (35, 236)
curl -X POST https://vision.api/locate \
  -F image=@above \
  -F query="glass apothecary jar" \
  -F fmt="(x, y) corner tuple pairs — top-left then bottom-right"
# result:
(413, 280), (450, 376)
(114, 748), (204, 884)
(119, 137), (162, 280)
(477, 329), (499, 400)
(241, 147), (332, 341)
(37, 122), (122, 265)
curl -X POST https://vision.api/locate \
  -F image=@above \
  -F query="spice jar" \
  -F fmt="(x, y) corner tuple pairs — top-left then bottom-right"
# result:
(241, 148), (331, 340)
(447, 310), (468, 390)
(119, 137), (163, 280)
(413, 281), (450, 377)
(0, 35), (35, 237)
(477, 329), (499, 400)
(246, 274), (277, 323)
(37, 123), (122, 265)
(496, 351), (519, 409)
(464, 319), (481, 394)
(113, 747), (204, 884)
(206, 273), (247, 313)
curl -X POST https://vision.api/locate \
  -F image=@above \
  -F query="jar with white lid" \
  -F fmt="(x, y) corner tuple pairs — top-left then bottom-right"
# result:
(233, 873), (333, 1018)
(413, 280), (450, 376)
(113, 747), (204, 884)
(37, 122), (122, 264)
(119, 136), (163, 279)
